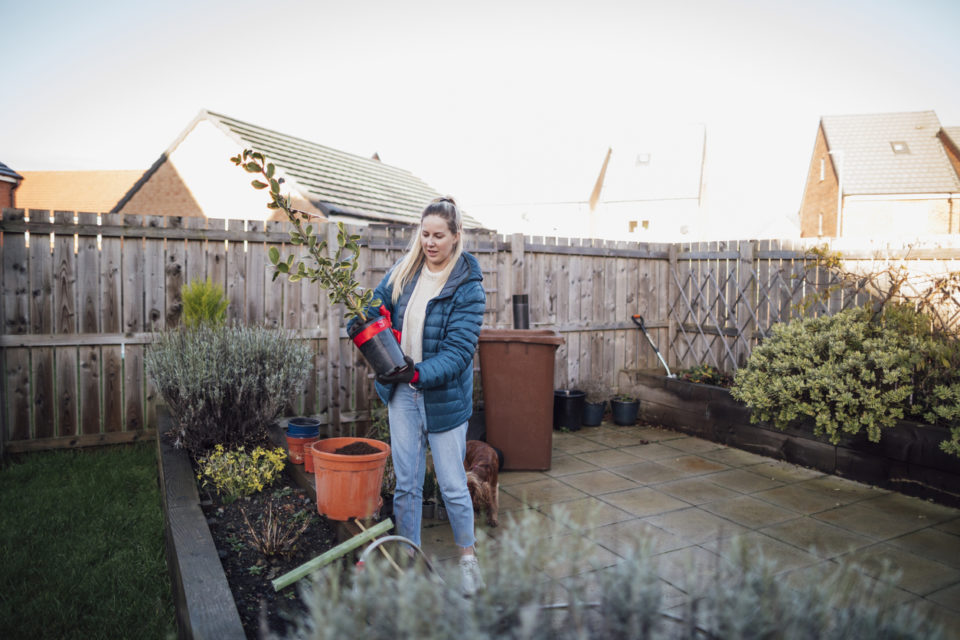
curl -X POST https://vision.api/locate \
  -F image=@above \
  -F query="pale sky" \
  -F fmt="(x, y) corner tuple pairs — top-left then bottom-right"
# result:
(2, 0), (958, 237)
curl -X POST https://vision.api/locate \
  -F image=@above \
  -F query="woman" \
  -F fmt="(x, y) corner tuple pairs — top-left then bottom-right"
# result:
(366, 196), (486, 595)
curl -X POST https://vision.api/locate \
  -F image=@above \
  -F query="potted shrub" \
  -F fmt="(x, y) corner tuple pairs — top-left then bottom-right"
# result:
(232, 150), (409, 378)
(610, 392), (640, 426)
(580, 382), (610, 427)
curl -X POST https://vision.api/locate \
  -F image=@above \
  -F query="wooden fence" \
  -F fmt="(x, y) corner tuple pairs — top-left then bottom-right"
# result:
(2, 208), (958, 452)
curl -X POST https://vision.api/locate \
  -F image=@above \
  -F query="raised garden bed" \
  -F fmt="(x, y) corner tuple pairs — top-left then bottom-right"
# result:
(630, 371), (960, 508)
(157, 409), (341, 639)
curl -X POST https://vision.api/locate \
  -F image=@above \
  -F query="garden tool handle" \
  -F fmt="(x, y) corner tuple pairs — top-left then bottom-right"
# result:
(631, 314), (646, 329)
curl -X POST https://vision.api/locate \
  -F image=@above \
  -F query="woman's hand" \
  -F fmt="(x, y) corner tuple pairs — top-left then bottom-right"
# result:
(376, 356), (418, 384)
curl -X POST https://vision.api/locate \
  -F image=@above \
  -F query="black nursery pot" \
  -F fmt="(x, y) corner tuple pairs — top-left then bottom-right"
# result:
(581, 401), (606, 427)
(349, 316), (409, 377)
(553, 389), (585, 431)
(611, 398), (639, 426)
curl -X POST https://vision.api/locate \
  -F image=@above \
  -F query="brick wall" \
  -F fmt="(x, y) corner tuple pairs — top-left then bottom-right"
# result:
(118, 157), (204, 217)
(0, 182), (14, 208)
(799, 124), (839, 237)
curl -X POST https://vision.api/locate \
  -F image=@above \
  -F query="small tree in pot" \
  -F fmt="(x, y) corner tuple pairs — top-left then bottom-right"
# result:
(232, 150), (408, 376)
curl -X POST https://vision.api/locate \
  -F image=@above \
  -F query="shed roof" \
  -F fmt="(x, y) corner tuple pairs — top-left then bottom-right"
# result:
(942, 126), (960, 153)
(201, 110), (479, 227)
(820, 111), (960, 195)
(17, 170), (143, 213)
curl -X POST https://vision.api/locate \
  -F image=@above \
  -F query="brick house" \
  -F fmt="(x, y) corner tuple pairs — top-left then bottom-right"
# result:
(0, 161), (23, 209)
(15, 170), (142, 214)
(114, 109), (480, 227)
(799, 111), (960, 238)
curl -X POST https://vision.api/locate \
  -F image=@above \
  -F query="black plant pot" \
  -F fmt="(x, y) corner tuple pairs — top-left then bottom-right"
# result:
(553, 389), (585, 431)
(349, 315), (409, 377)
(581, 401), (606, 427)
(611, 398), (639, 426)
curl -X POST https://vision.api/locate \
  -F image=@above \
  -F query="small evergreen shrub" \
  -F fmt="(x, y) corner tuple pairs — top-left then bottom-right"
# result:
(146, 324), (312, 456)
(180, 278), (229, 328)
(196, 444), (286, 503)
(732, 305), (960, 455)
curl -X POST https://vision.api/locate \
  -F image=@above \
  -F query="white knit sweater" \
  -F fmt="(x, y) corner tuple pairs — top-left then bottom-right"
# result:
(401, 266), (450, 363)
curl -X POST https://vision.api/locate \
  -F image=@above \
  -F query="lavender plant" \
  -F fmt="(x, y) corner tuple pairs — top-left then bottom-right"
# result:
(146, 324), (311, 456)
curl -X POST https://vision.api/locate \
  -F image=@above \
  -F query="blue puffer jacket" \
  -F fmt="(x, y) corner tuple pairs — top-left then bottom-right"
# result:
(367, 252), (485, 433)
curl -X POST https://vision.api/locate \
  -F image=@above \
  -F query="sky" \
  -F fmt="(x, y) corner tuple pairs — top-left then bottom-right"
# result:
(2, 0), (959, 237)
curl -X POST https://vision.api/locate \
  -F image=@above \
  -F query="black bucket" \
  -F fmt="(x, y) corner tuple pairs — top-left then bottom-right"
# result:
(349, 316), (409, 377)
(582, 401), (605, 427)
(553, 389), (585, 431)
(611, 398), (639, 426)
(512, 294), (530, 329)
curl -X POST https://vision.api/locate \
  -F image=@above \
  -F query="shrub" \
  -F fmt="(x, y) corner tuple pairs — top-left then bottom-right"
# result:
(732, 305), (960, 455)
(676, 364), (732, 388)
(146, 324), (312, 456)
(180, 278), (229, 328)
(277, 506), (942, 640)
(197, 444), (286, 503)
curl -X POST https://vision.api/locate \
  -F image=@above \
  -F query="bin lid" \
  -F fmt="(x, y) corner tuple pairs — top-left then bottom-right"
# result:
(478, 329), (565, 345)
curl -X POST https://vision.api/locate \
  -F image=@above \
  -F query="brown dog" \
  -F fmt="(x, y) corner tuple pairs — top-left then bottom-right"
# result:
(464, 440), (501, 527)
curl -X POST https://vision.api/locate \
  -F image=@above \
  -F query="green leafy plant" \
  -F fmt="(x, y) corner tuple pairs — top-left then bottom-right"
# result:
(196, 444), (287, 503)
(732, 305), (960, 455)
(180, 277), (229, 328)
(146, 324), (312, 456)
(676, 364), (733, 388)
(231, 150), (379, 321)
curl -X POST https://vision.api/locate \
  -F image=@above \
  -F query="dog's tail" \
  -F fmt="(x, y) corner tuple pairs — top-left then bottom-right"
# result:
(492, 445), (504, 472)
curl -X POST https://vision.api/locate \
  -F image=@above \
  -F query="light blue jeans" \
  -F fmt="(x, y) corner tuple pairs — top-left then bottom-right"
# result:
(388, 383), (475, 549)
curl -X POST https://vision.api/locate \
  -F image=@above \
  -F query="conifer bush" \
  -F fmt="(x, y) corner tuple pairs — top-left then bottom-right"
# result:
(180, 278), (229, 328)
(146, 325), (312, 456)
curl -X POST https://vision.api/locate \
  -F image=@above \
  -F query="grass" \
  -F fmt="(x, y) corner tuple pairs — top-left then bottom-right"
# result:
(0, 442), (176, 639)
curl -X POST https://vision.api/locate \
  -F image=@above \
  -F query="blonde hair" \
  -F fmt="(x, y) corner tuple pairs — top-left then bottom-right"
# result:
(388, 196), (463, 304)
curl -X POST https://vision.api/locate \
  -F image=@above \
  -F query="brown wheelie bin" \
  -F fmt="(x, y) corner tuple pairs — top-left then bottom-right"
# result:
(478, 329), (564, 470)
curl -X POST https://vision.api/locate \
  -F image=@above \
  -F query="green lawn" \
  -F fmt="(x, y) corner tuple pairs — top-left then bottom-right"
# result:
(0, 442), (175, 639)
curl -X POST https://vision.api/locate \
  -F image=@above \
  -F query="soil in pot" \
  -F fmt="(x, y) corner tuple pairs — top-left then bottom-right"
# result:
(200, 466), (338, 639)
(335, 441), (381, 455)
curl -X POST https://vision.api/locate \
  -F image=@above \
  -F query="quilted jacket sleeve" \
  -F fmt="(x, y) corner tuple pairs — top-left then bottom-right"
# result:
(414, 280), (486, 389)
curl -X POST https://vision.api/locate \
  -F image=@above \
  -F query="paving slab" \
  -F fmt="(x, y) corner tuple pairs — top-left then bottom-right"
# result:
(600, 487), (690, 518)
(642, 506), (749, 544)
(760, 517), (874, 559)
(655, 477), (742, 506)
(559, 469), (640, 495)
(704, 468), (784, 493)
(838, 542), (960, 596)
(543, 454), (599, 477)
(699, 494), (798, 529)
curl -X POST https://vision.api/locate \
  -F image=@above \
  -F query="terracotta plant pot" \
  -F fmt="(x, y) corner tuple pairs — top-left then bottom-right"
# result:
(286, 434), (320, 465)
(309, 437), (391, 521)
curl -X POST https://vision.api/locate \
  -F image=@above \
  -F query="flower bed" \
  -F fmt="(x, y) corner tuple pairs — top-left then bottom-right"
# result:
(630, 371), (960, 507)
(157, 408), (339, 639)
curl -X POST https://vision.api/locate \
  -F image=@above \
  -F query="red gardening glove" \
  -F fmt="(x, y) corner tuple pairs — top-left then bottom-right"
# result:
(379, 305), (402, 343)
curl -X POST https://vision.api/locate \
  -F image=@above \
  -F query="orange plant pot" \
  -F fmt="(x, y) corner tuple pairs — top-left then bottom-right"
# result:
(286, 435), (319, 465)
(309, 437), (391, 521)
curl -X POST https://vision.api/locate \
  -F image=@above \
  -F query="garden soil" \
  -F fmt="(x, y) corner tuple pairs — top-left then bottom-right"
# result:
(200, 467), (338, 639)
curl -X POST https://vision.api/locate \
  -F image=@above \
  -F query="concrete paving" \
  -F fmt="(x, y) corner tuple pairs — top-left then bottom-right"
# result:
(418, 422), (960, 637)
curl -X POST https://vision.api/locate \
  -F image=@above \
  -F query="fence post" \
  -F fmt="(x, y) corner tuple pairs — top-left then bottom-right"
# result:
(666, 243), (679, 369)
(510, 233), (524, 328)
(325, 222), (341, 434)
(737, 240), (758, 369)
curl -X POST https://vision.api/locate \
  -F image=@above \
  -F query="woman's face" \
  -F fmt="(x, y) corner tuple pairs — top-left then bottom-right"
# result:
(420, 214), (459, 271)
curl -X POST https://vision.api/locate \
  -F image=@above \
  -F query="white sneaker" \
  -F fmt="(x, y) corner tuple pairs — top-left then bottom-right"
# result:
(459, 554), (485, 596)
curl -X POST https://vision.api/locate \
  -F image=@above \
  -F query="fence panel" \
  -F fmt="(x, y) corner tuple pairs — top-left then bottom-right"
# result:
(2, 207), (958, 451)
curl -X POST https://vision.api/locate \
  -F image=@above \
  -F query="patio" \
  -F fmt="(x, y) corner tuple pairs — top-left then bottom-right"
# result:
(418, 422), (960, 635)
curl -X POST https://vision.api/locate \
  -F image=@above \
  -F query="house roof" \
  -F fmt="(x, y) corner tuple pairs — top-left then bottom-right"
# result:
(200, 110), (480, 227)
(820, 111), (960, 195)
(942, 126), (960, 153)
(17, 170), (143, 213)
(0, 160), (23, 183)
